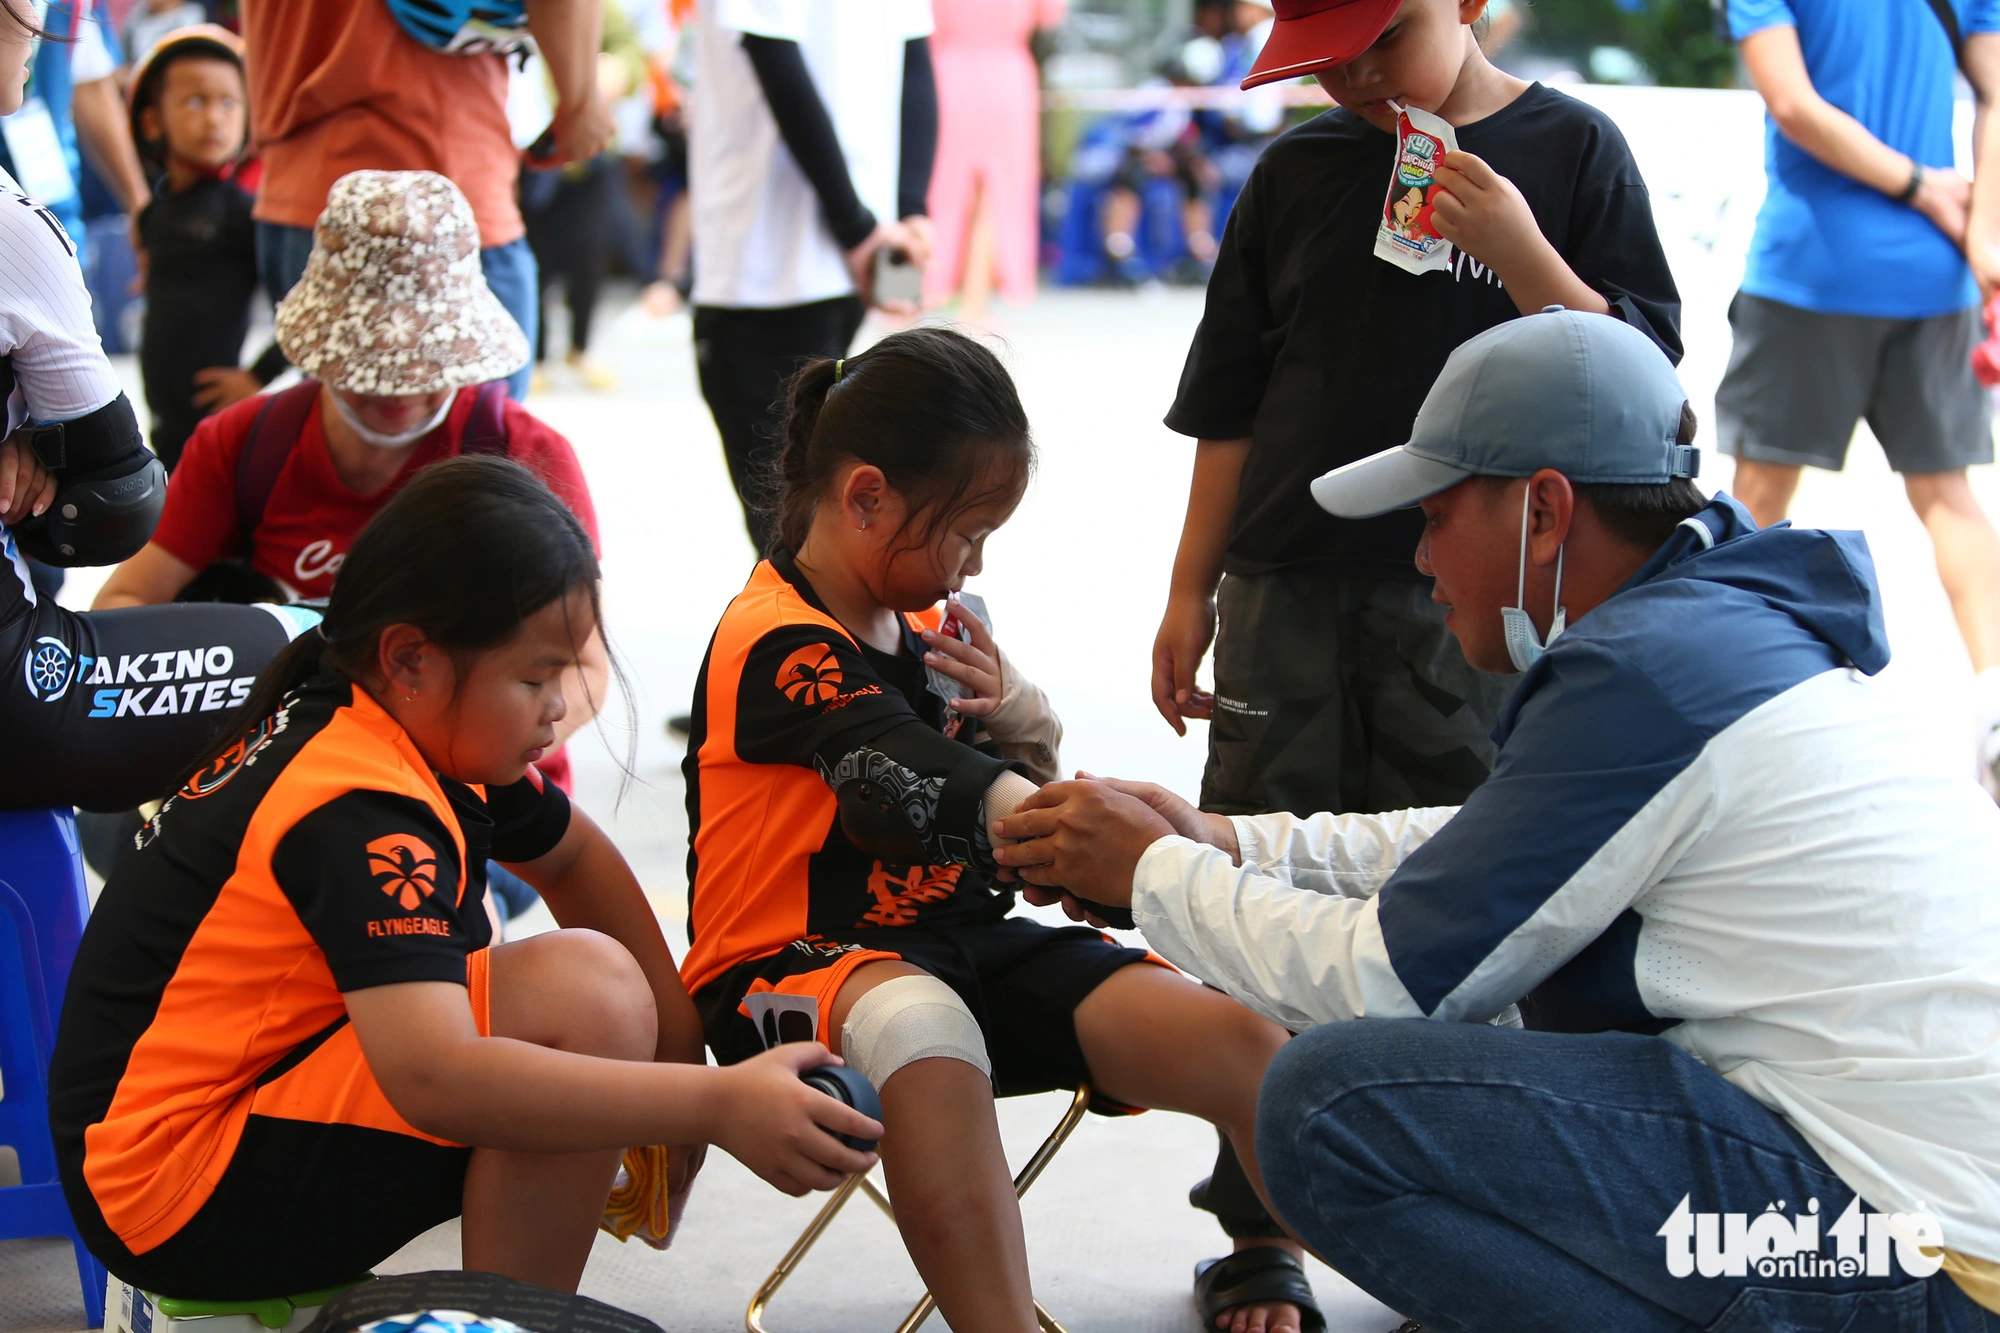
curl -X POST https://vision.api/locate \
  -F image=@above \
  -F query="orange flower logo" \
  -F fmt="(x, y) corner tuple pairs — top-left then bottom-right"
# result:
(776, 643), (844, 706)
(366, 833), (440, 911)
(178, 719), (274, 799)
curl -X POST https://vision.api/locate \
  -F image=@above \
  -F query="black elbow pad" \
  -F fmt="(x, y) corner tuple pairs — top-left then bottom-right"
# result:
(827, 728), (1013, 872)
(12, 394), (166, 567)
(832, 749), (937, 865)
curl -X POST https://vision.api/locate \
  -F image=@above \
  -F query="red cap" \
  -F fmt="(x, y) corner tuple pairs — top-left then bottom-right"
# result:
(1241, 0), (1401, 89)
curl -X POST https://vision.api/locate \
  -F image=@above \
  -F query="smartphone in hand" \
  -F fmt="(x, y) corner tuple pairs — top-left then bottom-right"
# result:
(873, 247), (922, 307)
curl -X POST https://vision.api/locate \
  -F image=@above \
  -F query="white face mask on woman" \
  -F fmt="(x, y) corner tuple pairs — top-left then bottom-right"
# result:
(328, 389), (454, 450)
(1501, 482), (1566, 673)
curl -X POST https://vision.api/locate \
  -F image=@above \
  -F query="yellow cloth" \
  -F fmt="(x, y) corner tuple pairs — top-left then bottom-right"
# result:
(1943, 1250), (2000, 1315)
(599, 1146), (673, 1250)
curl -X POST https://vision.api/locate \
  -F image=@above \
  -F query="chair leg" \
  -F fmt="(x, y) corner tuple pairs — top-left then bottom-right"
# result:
(745, 1172), (869, 1333)
(71, 1235), (106, 1328)
(887, 1086), (1094, 1333)
(746, 1086), (1094, 1333)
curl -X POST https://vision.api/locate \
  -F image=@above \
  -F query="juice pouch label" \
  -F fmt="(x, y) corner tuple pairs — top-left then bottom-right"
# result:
(1375, 103), (1458, 275)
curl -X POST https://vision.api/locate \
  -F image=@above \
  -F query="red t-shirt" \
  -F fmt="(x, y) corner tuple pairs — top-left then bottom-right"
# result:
(152, 385), (599, 791)
(154, 385), (599, 600)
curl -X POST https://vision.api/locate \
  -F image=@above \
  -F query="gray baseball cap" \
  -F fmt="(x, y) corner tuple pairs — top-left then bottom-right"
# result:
(1311, 307), (1695, 520)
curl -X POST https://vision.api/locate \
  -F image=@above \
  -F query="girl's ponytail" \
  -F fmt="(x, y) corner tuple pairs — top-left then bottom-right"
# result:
(772, 356), (842, 555)
(173, 626), (327, 793)
(766, 327), (1033, 559)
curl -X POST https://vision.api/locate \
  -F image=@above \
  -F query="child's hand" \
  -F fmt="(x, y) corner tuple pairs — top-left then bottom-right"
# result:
(1151, 590), (1217, 735)
(0, 431), (56, 527)
(921, 595), (1004, 717)
(1429, 151), (1549, 280)
(192, 367), (264, 414)
(710, 1042), (881, 1196)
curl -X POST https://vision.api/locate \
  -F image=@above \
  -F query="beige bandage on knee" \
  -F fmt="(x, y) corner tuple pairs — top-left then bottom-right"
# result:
(840, 974), (991, 1091)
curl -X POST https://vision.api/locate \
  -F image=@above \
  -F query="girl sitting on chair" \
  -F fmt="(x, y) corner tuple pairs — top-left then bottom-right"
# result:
(49, 457), (879, 1302)
(681, 326), (1293, 1333)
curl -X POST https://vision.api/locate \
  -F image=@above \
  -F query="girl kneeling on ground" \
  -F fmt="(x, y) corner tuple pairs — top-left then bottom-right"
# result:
(682, 327), (1292, 1333)
(49, 456), (879, 1301)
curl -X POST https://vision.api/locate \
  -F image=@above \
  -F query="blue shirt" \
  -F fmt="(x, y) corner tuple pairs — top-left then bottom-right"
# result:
(1730, 0), (1999, 318)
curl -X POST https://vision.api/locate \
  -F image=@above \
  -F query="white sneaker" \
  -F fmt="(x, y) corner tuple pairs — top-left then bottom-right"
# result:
(1981, 722), (2000, 802)
(1975, 669), (2000, 802)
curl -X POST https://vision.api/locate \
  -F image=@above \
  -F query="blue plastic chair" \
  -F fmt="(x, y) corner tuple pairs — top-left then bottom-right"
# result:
(0, 808), (108, 1327)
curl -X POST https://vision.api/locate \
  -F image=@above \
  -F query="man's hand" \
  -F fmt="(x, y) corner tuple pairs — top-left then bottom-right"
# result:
(0, 432), (56, 527)
(992, 779), (1179, 912)
(553, 86), (617, 165)
(1073, 773), (1238, 854)
(192, 367), (264, 414)
(1429, 150), (1546, 278)
(845, 219), (923, 313)
(1151, 589), (1218, 735)
(709, 1043), (881, 1196)
(899, 214), (935, 271)
(1913, 167), (1974, 247)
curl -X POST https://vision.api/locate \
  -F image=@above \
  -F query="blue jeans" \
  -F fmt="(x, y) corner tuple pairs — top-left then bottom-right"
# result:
(484, 861), (541, 923)
(1257, 1020), (1998, 1333)
(255, 222), (538, 400)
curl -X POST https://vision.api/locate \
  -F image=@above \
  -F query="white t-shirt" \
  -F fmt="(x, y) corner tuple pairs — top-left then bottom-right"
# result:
(72, 13), (117, 84)
(0, 164), (121, 605)
(0, 166), (120, 439)
(690, 0), (932, 309)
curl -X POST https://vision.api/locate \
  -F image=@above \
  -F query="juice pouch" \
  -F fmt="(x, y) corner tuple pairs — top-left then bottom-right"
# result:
(925, 592), (991, 704)
(1375, 102), (1458, 275)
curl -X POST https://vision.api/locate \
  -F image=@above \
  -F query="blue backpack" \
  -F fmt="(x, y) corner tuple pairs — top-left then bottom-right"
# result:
(381, 0), (531, 57)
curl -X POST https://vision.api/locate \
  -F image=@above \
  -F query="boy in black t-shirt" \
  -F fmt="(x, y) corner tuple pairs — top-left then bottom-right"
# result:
(1149, 1), (1682, 1328)
(128, 28), (286, 471)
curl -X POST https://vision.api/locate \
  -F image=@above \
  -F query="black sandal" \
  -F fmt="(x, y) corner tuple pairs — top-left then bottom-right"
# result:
(1193, 1246), (1326, 1333)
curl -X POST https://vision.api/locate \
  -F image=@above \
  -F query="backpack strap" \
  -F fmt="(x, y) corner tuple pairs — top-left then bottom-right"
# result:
(233, 379), (321, 552)
(459, 380), (512, 458)
(1924, 0), (1966, 72)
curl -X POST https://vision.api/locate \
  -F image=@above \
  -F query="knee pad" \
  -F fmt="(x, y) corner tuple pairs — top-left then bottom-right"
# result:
(840, 974), (991, 1091)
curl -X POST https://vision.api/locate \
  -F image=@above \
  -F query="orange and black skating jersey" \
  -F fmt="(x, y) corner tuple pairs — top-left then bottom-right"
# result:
(46, 670), (570, 1257)
(681, 555), (1020, 997)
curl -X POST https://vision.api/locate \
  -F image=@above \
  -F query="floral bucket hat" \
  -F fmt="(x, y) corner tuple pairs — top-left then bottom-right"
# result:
(274, 170), (529, 396)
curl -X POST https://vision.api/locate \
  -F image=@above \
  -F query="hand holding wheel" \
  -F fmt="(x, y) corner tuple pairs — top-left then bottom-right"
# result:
(800, 1065), (883, 1154)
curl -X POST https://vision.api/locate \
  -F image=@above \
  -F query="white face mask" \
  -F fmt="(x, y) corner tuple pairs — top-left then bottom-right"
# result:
(1500, 483), (1565, 673)
(327, 389), (454, 450)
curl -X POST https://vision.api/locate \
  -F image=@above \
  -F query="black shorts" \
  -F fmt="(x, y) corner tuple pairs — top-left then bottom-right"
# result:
(70, 1113), (468, 1300)
(694, 916), (1157, 1104)
(1204, 571), (1509, 817)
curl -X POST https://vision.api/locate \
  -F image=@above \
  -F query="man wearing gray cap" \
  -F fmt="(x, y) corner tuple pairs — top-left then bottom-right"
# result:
(997, 310), (2000, 1330)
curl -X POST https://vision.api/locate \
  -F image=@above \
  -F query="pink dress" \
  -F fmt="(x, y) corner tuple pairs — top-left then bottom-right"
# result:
(924, 0), (1066, 305)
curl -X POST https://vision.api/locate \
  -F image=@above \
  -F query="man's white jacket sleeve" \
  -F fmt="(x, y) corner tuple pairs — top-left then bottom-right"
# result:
(1130, 637), (1720, 1035)
(1131, 807), (1456, 1031)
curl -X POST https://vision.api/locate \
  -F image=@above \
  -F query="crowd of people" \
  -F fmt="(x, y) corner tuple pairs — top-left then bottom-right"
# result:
(3, 2), (2000, 1333)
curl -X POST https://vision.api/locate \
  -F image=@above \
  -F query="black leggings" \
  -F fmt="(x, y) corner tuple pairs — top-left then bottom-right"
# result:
(1, 592), (308, 812)
(523, 155), (647, 359)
